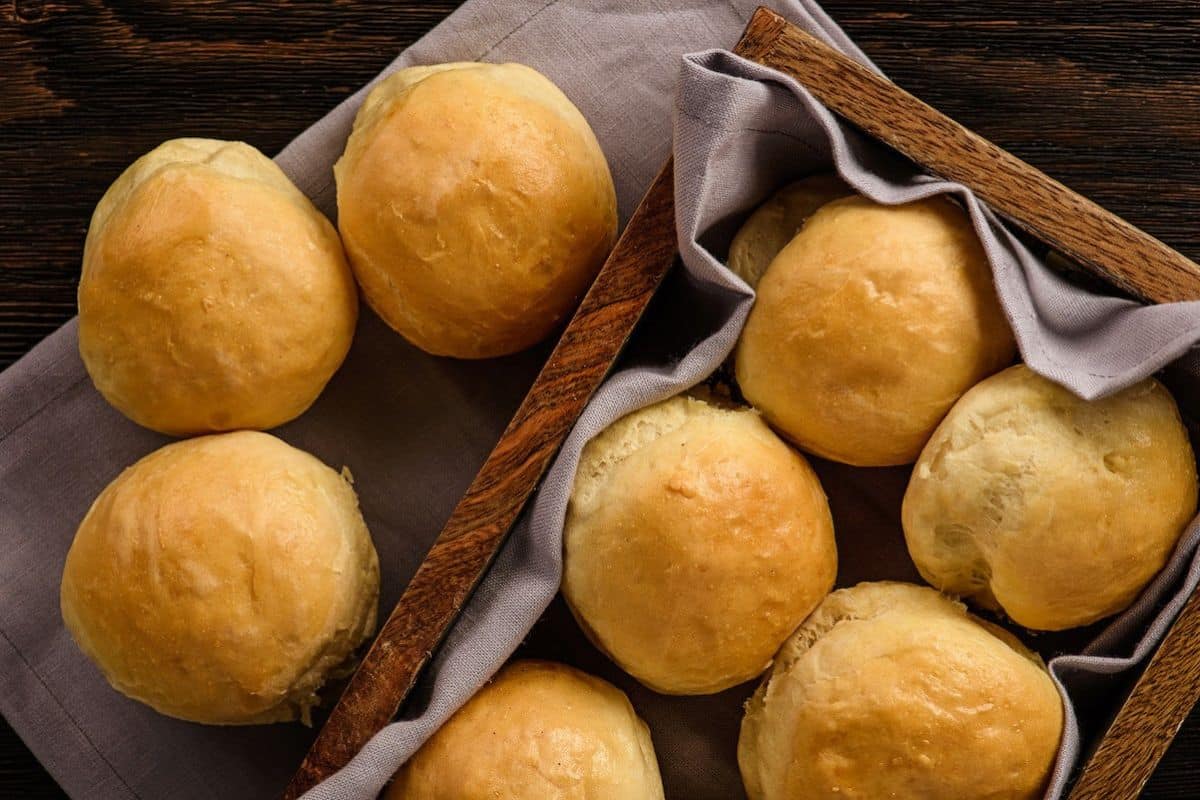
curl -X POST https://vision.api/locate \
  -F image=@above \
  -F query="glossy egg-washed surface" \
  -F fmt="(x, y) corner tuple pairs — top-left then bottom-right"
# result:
(60, 432), (380, 725)
(335, 62), (617, 358)
(6, 2), (1200, 797)
(79, 139), (358, 434)
(564, 395), (837, 695)
(386, 661), (664, 799)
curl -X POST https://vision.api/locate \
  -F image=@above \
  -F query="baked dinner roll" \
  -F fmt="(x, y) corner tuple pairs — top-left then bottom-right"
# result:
(78, 138), (357, 435)
(335, 62), (617, 358)
(728, 174), (850, 288)
(563, 395), (837, 695)
(60, 431), (379, 725)
(738, 582), (1062, 800)
(386, 660), (664, 799)
(904, 365), (1198, 630)
(734, 195), (1016, 466)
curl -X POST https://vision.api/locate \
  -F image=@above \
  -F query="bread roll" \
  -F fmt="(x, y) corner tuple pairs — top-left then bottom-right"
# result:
(728, 174), (850, 288)
(78, 138), (357, 435)
(335, 62), (618, 358)
(734, 195), (1015, 466)
(386, 660), (664, 799)
(903, 365), (1198, 630)
(738, 582), (1062, 800)
(60, 431), (379, 725)
(563, 395), (837, 695)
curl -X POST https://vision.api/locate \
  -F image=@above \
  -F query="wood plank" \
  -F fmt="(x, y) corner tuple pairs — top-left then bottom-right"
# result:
(1068, 586), (1200, 800)
(8, 1), (1200, 372)
(745, 6), (1200, 304)
(734, 8), (1200, 798)
(281, 161), (678, 798)
(283, 15), (792, 795)
(6, 4), (1200, 800)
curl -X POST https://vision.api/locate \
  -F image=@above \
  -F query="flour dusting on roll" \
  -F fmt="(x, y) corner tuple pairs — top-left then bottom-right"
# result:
(739, 582), (1063, 800)
(903, 364), (1198, 630)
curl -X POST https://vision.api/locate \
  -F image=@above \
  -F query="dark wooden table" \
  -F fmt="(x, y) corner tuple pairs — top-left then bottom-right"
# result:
(3, 1), (1200, 797)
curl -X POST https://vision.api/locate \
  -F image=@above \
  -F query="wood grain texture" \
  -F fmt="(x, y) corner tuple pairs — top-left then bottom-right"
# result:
(1069, 585), (1200, 799)
(287, 15), (787, 792)
(745, 9), (1200, 796)
(282, 163), (678, 798)
(0, 0), (461, 370)
(748, 6), (1200, 303)
(6, 3), (1200, 799)
(286, 15), (807, 789)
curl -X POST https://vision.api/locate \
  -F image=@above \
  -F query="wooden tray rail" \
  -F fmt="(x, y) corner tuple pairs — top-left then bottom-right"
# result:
(285, 8), (1200, 799)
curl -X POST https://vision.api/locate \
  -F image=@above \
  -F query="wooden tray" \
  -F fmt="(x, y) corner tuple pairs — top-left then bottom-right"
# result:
(284, 8), (1200, 799)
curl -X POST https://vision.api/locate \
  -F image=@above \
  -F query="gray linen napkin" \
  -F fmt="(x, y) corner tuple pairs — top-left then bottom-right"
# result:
(662, 49), (1200, 798)
(4, 1), (1200, 799)
(0, 2), (829, 799)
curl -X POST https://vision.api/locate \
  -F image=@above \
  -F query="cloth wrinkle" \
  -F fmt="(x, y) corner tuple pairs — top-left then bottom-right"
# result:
(1, 3), (1198, 800)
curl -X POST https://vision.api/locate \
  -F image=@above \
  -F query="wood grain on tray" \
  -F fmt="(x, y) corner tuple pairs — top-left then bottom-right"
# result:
(283, 16), (793, 794)
(1069, 586), (1200, 799)
(745, 10), (1200, 304)
(282, 165), (678, 798)
(284, 7), (1200, 799)
(6, 4), (1200, 800)
(737, 10), (1200, 798)
(8, 2), (1200, 371)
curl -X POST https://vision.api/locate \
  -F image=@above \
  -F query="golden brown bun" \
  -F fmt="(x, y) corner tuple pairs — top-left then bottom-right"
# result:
(386, 660), (664, 799)
(728, 175), (851, 288)
(335, 62), (618, 358)
(78, 138), (357, 435)
(738, 582), (1062, 800)
(734, 195), (1016, 466)
(563, 395), (837, 695)
(904, 365), (1198, 630)
(60, 431), (379, 725)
